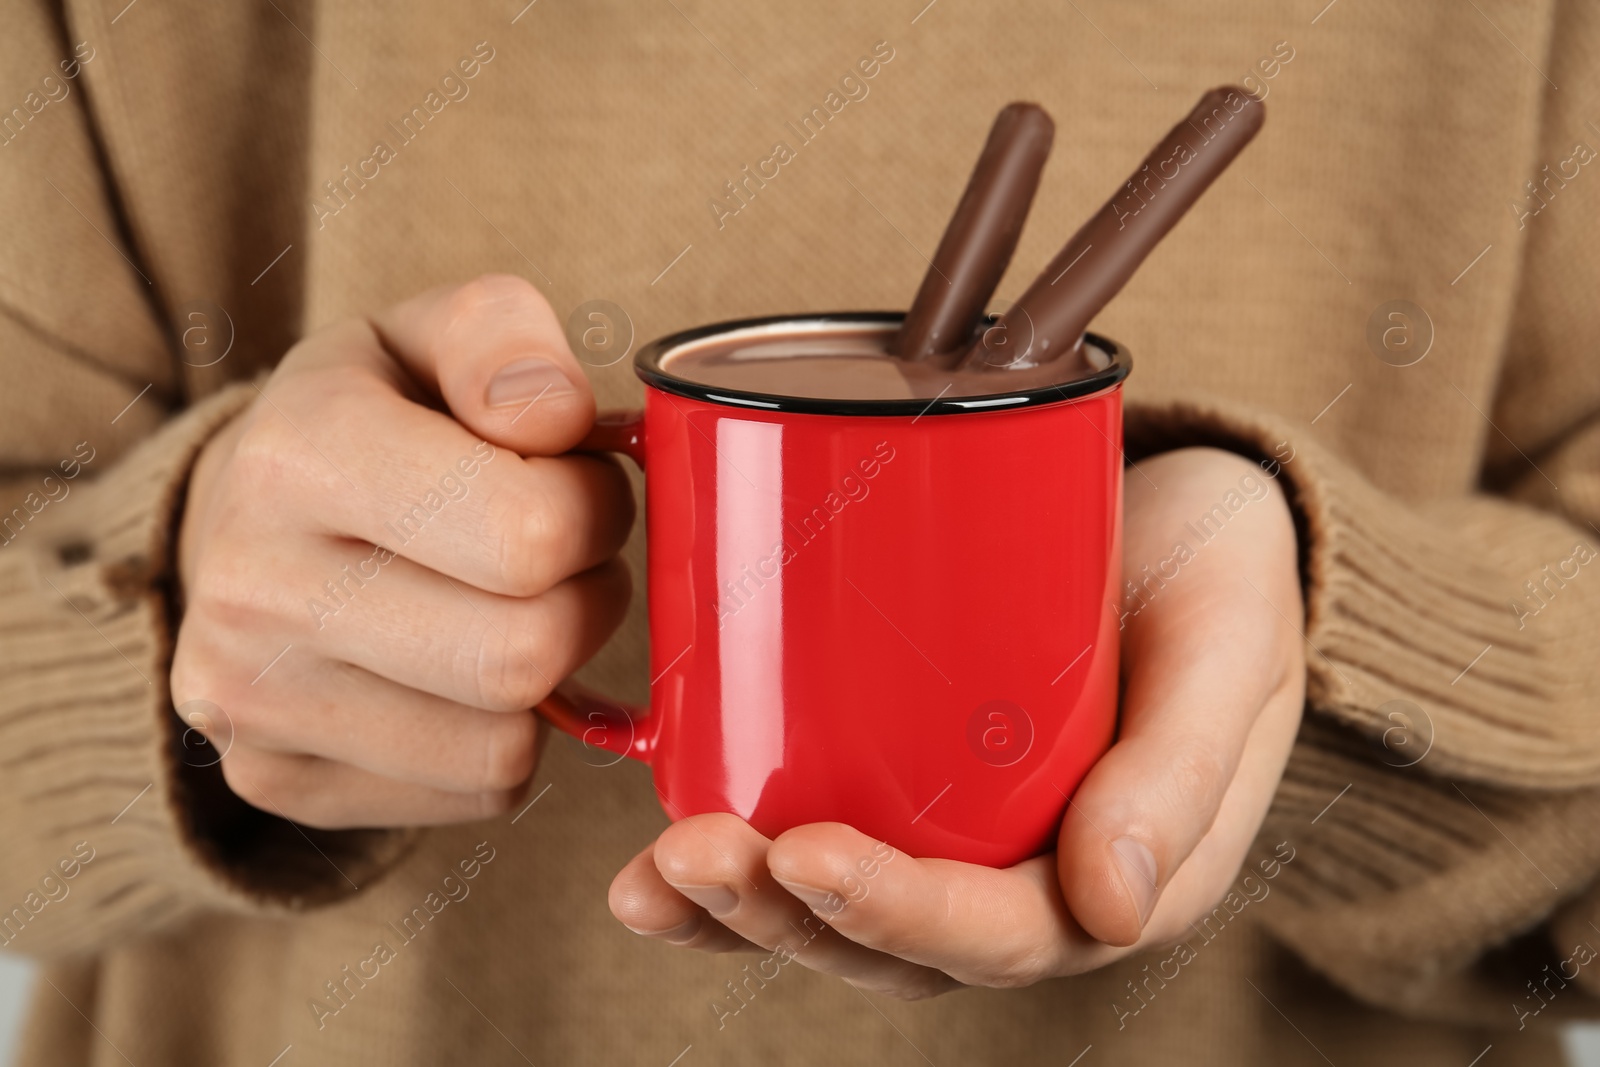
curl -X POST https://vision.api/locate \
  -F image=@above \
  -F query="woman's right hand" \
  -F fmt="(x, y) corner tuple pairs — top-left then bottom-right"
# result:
(173, 275), (635, 828)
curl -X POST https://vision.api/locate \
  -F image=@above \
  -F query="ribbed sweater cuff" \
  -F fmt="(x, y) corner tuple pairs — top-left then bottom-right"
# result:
(1257, 722), (1600, 1022)
(1, 383), (411, 957)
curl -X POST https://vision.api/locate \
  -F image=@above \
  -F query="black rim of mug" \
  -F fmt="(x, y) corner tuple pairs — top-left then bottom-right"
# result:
(633, 311), (1131, 417)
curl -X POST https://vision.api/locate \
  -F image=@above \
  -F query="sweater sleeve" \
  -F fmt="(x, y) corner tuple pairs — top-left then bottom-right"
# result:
(0, 1), (412, 960)
(1, 385), (416, 960)
(1120, 0), (1600, 1024)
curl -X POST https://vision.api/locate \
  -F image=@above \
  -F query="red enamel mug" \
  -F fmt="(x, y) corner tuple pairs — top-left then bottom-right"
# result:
(538, 312), (1128, 868)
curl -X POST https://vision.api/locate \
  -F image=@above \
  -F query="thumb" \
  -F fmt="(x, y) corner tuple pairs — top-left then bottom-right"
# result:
(1056, 605), (1279, 947)
(369, 273), (597, 455)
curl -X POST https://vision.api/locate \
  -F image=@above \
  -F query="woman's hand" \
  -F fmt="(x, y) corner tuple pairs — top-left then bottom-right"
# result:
(173, 275), (635, 829)
(608, 447), (1304, 997)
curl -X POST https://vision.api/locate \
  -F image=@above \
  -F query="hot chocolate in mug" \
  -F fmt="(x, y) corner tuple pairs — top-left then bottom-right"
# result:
(537, 311), (1129, 868)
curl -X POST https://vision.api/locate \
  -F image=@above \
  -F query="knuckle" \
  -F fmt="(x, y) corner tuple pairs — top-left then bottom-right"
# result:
(169, 652), (246, 734)
(300, 361), (387, 413)
(449, 273), (548, 324)
(168, 640), (211, 707)
(471, 626), (550, 712)
(487, 482), (562, 596)
(233, 367), (382, 489)
(230, 414), (303, 488)
(187, 552), (274, 631)
(477, 714), (539, 791)
(1163, 744), (1229, 818)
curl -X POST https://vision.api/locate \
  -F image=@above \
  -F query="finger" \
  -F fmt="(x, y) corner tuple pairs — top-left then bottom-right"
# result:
(609, 843), (759, 953)
(768, 823), (1114, 988)
(652, 814), (958, 999)
(1058, 573), (1300, 947)
(231, 655), (542, 794)
(219, 745), (532, 829)
(232, 361), (633, 596)
(369, 274), (598, 456)
(307, 550), (631, 712)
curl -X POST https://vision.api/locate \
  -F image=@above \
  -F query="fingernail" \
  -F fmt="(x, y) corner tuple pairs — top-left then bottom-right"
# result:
(772, 877), (833, 912)
(1111, 837), (1160, 926)
(667, 883), (738, 917)
(485, 358), (576, 407)
(625, 915), (701, 944)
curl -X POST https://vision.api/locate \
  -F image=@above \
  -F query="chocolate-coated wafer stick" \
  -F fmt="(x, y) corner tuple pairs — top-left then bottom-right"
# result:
(890, 102), (1055, 362)
(961, 86), (1264, 371)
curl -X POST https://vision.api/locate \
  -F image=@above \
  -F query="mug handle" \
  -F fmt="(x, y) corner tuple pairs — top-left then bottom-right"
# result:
(532, 409), (658, 764)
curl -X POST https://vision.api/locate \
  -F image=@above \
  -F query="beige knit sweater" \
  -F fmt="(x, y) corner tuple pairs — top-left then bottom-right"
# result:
(3, 0), (1599, 1063)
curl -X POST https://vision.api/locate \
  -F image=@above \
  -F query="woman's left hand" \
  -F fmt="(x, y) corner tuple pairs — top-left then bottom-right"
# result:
(608, 447), (1306, 998)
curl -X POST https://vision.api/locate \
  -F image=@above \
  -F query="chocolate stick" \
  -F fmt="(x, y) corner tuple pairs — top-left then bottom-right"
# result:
(890, 102), (1055, 362)
(961, 86), (1264, 371)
